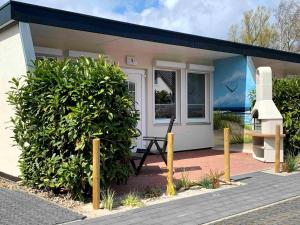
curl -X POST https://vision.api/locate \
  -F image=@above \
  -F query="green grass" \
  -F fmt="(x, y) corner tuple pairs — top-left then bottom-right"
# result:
(121, 192), (144, 207)
(102, 188), (115, 211)
(197, 177), (213, 189)
(243, 124), (252, 130)
(176, 168), (192, 190)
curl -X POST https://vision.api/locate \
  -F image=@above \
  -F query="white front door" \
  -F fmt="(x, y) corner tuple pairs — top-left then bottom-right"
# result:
(124, 69), (144, 149)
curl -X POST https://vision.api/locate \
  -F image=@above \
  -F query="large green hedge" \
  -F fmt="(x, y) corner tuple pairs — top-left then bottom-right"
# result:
(273, 77), (300, 155)
(8, 57), (139, 199)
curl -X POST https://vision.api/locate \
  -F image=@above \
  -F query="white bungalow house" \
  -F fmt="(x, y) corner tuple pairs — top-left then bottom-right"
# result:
(1, 1), (300, 177)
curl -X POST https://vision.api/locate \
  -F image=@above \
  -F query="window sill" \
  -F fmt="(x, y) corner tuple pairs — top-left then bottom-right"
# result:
(186, 121), (211, 125)
(153, 121), (180, 126)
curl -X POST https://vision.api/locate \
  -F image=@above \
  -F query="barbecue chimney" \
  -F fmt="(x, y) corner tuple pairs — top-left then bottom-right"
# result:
(251, 67), (284, 162)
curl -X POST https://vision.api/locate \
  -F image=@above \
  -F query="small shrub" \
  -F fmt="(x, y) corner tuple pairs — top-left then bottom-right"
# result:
(208, 170), (224, 189)
(176, 169), (192, 190)
(102, 188), (115, 211)
(143, 186), (163, 199)
(230, 134), (252, 144)
(198, 177), (213, 189)
(273, 78), (300, 155)
(282, 153), (299, 173)
(248, 88), (256, 110)
(121, 192), (144, 207)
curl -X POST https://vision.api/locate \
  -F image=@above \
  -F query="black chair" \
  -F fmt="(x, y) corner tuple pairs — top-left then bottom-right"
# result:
(130, 115), (175, 175)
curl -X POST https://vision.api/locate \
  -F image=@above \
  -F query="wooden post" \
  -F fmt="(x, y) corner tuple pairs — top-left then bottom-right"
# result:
(92, 138), (100, 209)
(275, 125), (281, 173)
(166, 132), (176, 196)
(224, 128), (230, 183)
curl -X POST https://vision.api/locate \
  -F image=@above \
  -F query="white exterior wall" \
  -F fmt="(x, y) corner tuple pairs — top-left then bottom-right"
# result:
(0, 23), (214, 177)
(0, 23), (34, 176)
(101, 49), (214, 151)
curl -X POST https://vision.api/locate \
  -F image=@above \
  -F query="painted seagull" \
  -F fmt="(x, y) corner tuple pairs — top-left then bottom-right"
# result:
(225, 80), (238, 93)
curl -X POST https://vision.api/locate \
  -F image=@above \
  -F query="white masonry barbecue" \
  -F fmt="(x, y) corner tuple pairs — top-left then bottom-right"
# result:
(251, 67), (284, 162)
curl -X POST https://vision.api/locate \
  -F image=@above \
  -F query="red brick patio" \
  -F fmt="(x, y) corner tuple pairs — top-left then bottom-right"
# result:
(113, 149), (273, 194)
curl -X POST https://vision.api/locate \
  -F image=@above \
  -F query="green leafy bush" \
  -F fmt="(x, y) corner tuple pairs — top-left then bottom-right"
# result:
(248, 78), (300, 155)
(7, 57), (139, 199)
(273, 78), (300, 155)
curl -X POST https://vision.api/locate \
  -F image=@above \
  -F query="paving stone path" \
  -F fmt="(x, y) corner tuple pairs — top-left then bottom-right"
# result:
(212, 196), (300, 225)
(72, 172), (300, 225)
(0, 188), (84, 225)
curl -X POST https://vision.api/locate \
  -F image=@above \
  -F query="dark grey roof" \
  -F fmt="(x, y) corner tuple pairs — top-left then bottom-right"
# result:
(1, 1), (300, 64)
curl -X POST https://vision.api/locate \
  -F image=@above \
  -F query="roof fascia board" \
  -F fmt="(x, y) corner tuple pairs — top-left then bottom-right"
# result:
(0, 2), (12, 29)
(2, 1), (300, 64)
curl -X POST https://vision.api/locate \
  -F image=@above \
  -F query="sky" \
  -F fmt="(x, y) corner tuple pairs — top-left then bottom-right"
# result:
(0, 0), (280, 40)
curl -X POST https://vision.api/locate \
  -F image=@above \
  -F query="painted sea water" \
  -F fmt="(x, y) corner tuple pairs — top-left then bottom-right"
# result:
(214, 107), (252, 125)
(236, 111), (252, 125)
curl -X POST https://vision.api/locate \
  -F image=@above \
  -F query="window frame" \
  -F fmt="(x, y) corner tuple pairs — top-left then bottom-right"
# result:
(186, 70), (210, 123)
(153, 68), (180, 124)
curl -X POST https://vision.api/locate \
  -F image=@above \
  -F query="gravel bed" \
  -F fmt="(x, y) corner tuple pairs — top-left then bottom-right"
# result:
(0, 176), (83, 209)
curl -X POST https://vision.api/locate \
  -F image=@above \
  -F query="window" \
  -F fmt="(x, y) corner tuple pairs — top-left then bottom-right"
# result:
(187, 72), (206, 121)
(154, 70), (176, 120)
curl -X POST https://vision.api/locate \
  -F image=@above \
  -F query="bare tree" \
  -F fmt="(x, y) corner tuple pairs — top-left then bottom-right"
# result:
(274, 0), (300, 52)
(228, 24), (240, 42)
(228, 6), (276, 48)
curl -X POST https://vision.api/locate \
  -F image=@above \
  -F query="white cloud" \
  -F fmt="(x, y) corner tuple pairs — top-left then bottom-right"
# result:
(0, 0), (280, 40)
(161, 0), (180, 9)
(214, 92), (244, 106)
(130, 0), (279, 39)
(223, 71), (244, 84)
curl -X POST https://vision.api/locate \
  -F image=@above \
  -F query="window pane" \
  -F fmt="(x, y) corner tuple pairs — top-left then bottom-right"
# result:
(126, 81), (136, 103)
(154, 70), (176, 119)
(187, 73), (205, 118)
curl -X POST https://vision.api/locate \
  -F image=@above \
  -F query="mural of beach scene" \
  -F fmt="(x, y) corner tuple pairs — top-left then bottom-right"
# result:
(213, 56), (256, 149)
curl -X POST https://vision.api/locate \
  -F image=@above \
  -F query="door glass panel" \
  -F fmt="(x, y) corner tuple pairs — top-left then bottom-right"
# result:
(125, 75), (141, 150)
(127, 81), (136, 104)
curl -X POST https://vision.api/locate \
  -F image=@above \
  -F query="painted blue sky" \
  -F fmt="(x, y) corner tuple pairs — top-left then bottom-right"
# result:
(0, 0), (280, 40)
